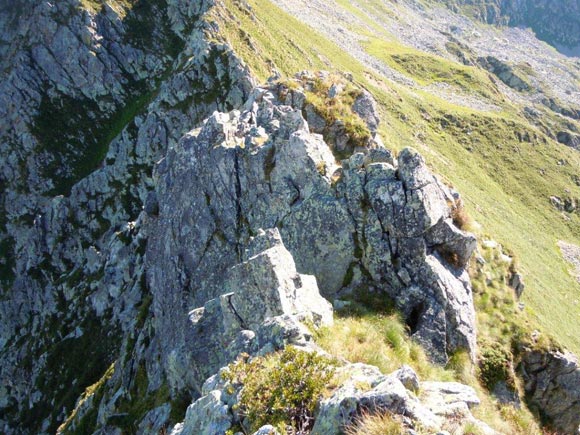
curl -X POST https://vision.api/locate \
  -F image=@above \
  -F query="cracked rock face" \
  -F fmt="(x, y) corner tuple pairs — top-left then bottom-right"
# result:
(521, 349), (580, 434)
(182, 228), (332, 387)
(146, 79), (477, 382)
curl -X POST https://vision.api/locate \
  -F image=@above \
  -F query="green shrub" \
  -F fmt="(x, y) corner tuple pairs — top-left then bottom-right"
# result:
(276, 74), (373, 159)
(478, 345), (514, 391)
(225, 347), (336, 433)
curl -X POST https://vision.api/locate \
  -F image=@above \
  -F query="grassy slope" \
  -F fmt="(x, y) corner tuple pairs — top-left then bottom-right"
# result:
(213, 0), (580, 357)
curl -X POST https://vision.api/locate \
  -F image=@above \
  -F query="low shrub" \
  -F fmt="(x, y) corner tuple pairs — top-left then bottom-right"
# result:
(225, 347), (336, 433)
(478, 345), (515, 391)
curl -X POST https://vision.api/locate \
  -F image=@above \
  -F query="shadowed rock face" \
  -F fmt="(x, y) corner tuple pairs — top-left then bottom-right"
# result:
(0, 0), (254, 432)
(521, 349), (580, 434)
(146, 78), (477, 386)
(447, 0), (580, 50)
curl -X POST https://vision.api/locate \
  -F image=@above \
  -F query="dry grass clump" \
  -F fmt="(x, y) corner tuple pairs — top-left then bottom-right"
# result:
(344, 411), (407, 435)
(276, 73), (373, 158)
(315, 307), (454, 381)
(450, 198), (474, 231)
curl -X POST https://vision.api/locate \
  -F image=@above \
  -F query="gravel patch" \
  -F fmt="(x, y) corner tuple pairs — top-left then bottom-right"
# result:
(558, 240), (580, 284)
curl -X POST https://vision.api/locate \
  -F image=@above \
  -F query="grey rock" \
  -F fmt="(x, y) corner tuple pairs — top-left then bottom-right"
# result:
(170, 391), (232, 435)
(227, 230), (334, 331)
(550, 195), (565, 211)
(256, 313), (317, 354)
(557, 131), (580, 149)
(352, 89), (380, 133)
(509, 272), (525, 299)
(146, 80), (477, 381)
(312, 363), (487, 435)
(521, 349), (580, 434)
(184, 229), (332, 385)
(477, 56), (531, 92)
(328, 83), (344, 98)
(138, 404), (172, 435)
(252, 425), (281, 435)
(364, 147), (395, 166)
(144, 191), (160, 217)
(492, 380), (521, 406)
(420, 381), (481, 412)
(392, 365), (420, 393)
(305, 104), (328, 133)
(426, 218), (477, 269)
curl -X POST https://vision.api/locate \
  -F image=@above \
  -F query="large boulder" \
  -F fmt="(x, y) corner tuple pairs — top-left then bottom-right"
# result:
(170, 391), (232, 435)
(310, 363), (491, 435)
(184, 228), (332, 385)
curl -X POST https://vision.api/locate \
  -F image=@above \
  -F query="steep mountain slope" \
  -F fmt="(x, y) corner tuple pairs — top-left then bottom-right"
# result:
(1, 0), (580, 434)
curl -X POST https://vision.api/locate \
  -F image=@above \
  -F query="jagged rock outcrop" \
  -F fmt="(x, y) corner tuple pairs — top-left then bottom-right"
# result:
(146, 77), (477, 387)
(521, 349), (580, 434)
(167, 229), (332, 435)
(185, 228), (332, 385)
(477, 56), (531, 92)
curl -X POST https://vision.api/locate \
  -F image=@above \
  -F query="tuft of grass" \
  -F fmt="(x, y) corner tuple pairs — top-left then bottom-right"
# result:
(344, 411), (407, 435)
(446, 349), (476, 385)
(277, 73), (373, 158)
(315, 309), (455, 381)
(57, 363), (115, 434)
(451, 199), (474, 231)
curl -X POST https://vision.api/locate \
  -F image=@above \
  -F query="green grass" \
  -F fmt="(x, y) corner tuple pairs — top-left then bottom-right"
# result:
(314, 300), (542, 434)
(363, 37), (504, 100)
(415, 107), (580, 355)
(57, 363), (116, 434)
(316, 312), (456, 381)
(210, 0), (369, 81)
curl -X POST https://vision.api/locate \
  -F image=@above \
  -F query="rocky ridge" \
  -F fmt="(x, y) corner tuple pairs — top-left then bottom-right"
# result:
(2, 0), (580, 434)
(145, 73), (478, 385)
(25, 68), (482, 434)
